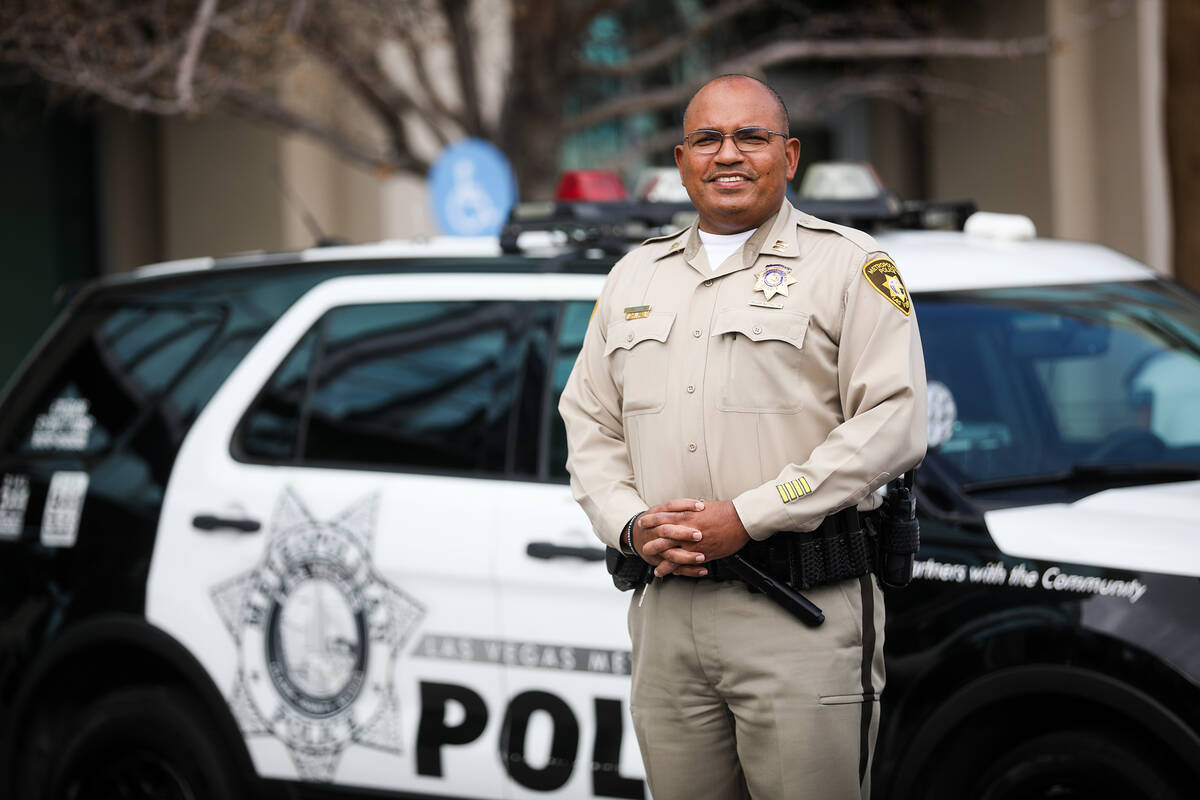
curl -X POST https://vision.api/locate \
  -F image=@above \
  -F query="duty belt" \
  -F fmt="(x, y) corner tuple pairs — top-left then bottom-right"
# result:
(704, 506), (878, 590)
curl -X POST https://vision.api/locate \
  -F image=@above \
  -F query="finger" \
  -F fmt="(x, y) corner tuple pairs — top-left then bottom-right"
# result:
(658, 546), (706, 566)
(638, 524), (702, 544)
(638, 512), (703, 534)
(653, 560), (710, 579)
(639, 534), (697, 557)
(645, 498), (706, 515)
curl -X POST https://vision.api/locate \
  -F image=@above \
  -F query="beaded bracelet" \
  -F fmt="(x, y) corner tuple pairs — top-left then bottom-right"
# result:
(622, 512), (645, 558)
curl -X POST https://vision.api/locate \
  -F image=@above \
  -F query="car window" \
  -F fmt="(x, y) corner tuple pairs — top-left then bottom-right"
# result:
(5, 303), (223, 458)
(918, 280), (1200, 484)
(238, 329), (319, 462)
(547, 300), (593, 482)
(239, 300), (557, 478)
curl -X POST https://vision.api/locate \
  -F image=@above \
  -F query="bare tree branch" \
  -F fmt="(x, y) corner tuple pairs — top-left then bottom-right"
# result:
(300, 22), (430, 155)
(579, 0), (766, 77)
(223, 87), (429, 175)
(439, 0), (484, 136)
(565, 0), (1131, 135)
(396, 31), (470, 137)
(175, 0), (218, 108)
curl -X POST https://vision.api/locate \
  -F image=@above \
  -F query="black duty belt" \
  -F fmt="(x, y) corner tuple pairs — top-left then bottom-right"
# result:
(704, 506), (878, 590)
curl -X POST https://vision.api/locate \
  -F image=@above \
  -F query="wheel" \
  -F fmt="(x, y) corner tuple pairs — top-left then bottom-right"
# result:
(973, 728), (1186, 800)
(45, 686), (246, 800)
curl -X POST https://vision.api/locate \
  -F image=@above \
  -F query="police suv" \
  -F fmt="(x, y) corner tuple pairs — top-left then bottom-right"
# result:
(1, 171), (1199, 800)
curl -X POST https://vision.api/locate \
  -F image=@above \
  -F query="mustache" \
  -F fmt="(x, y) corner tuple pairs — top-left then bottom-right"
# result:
(704, 171), (755, 182)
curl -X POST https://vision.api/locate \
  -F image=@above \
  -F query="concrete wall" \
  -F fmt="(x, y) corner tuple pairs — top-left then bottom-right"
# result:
(921, 0), (1169, 271)
(96, 112), (163, 273)
(1048, 0), (1169, 271)
(926, 0), (1054, 233)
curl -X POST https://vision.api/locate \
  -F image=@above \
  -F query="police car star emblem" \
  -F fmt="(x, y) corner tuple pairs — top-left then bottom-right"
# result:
(211, 489), (425, 782)
(753, 264), (797, 301)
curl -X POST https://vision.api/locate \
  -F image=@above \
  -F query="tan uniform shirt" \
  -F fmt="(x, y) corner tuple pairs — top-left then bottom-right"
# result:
(560, 201), (927, 550)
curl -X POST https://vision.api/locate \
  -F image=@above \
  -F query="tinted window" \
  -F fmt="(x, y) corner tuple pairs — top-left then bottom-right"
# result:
(238, 329), (318, 462)
(547, 300), (593, 482)
(240, 301), (557, 477)
(918, 281), (1200, 484)
(7, 303), (223, 458)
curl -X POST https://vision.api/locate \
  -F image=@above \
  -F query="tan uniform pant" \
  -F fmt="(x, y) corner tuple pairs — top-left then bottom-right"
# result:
(627, 574), (885, 800)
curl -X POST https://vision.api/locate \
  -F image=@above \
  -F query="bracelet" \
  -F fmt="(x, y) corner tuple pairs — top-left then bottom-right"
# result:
(622, 512), (645, 558)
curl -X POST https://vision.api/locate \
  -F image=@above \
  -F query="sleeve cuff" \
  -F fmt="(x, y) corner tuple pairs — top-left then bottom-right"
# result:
(592, 497), (649, 550)
(732, 484), (824, 541)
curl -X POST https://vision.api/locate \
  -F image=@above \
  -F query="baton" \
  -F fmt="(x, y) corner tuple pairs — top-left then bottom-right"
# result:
(726, 554), (825, 627)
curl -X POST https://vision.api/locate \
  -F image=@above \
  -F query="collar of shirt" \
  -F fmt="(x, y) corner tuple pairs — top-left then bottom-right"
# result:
(653, 201), (802, 279)
(697, 228), (757, 272)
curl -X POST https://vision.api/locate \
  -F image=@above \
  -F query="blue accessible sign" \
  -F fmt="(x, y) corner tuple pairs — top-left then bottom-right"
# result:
(428, 139), (517, 236)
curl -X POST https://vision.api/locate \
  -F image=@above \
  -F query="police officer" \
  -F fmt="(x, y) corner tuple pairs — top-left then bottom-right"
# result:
(559, 74), (926, 799)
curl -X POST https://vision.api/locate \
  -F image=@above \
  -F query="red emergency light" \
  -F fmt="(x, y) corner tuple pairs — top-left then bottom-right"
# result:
(554, 171), (628, 202)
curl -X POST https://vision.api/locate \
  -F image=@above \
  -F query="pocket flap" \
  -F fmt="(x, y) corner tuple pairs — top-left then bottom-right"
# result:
(712, 308), (809, 347)
(604, 313), (677, 355)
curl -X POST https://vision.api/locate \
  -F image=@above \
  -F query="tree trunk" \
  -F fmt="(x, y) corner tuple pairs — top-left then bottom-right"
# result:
(499, 0), (573, 201)
(1166, 0), (1200, 291)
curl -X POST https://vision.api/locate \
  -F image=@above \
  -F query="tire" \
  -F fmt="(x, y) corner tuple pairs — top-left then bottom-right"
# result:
(974, 728), (1186, 800)
(45, 686), (246, 800)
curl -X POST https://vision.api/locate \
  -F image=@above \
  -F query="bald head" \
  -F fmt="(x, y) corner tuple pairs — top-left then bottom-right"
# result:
(682, 75), (790, 136)
(674, 73), (800, 233)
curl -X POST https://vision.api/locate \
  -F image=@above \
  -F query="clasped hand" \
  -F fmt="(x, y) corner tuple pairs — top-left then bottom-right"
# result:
(632, 499), (750, 578)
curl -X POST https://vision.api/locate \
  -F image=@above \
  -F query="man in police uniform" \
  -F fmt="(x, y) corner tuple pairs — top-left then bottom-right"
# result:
(559, 75), (926, 799)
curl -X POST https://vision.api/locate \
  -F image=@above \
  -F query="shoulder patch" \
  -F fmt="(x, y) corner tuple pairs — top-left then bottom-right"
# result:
(862, 258), (911, 316)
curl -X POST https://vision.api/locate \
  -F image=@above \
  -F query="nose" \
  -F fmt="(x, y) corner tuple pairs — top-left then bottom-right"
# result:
(714, 134), (745, 162)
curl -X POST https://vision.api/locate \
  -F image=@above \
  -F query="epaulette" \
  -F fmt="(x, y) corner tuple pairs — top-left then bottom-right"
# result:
(640, 227), (687, 247)
(795, 212), (881, 255)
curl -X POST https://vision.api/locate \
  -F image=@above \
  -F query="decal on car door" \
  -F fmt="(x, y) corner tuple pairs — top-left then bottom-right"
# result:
(211, 488), (425, 780)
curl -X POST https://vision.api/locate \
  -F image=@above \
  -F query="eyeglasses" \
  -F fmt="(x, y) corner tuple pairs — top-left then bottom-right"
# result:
(683, 127), (788, 154)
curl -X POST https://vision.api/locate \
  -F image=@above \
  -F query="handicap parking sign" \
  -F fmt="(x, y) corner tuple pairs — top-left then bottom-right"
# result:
(428, 139), (517, 236)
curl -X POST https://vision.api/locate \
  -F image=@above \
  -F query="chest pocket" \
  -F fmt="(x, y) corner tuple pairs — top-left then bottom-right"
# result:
(711, 308), (810, 413)
(604, 313), (675, 415)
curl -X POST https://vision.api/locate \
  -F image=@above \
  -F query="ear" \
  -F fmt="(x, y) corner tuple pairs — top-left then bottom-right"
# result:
(674, 143), (686, 171)
(784, 138), (801, 180)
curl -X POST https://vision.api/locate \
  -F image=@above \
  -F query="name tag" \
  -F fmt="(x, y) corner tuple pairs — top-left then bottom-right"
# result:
(624, 305), (651, 320)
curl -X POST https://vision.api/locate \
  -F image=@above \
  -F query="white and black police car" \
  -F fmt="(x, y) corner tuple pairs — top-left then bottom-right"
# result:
(1, 166), (1199, 800)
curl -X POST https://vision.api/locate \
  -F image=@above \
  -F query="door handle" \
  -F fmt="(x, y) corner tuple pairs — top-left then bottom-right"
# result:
(526, 541), (606, 562)
(192, 514), (261, 533)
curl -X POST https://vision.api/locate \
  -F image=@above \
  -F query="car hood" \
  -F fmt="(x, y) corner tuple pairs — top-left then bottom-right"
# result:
(982, 480), (1200, 578)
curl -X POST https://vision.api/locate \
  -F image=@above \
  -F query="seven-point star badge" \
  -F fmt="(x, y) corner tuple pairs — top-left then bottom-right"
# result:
(211, 489), (425, 782)
(753, 264), (797, 301)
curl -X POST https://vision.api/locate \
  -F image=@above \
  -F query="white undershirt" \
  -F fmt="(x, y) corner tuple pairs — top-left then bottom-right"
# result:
(698, 228), (757, 272)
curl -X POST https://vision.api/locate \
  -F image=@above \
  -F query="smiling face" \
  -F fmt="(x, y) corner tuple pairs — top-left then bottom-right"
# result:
(675, 77), (801, 234)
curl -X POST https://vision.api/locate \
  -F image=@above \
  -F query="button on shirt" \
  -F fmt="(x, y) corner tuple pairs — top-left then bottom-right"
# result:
(559, 201), (927, 550)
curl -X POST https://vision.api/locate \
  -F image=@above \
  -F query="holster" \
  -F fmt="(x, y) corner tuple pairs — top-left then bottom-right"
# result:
(875, 471), (920, 588)
(605, 546), (653, 592)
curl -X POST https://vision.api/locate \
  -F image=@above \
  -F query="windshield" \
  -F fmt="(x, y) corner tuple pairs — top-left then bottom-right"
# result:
(917, 280), (1200, 486)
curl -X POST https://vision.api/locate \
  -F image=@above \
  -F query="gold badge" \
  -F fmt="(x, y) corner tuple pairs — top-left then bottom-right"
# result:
(862, 258), (911, 315)
(624, 305), (651, 320)
(753, 264), (797, 301)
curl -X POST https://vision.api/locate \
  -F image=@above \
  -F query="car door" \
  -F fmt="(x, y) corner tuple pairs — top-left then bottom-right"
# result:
(147, 273), (599, 797)
(493, 298), (647, 800)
